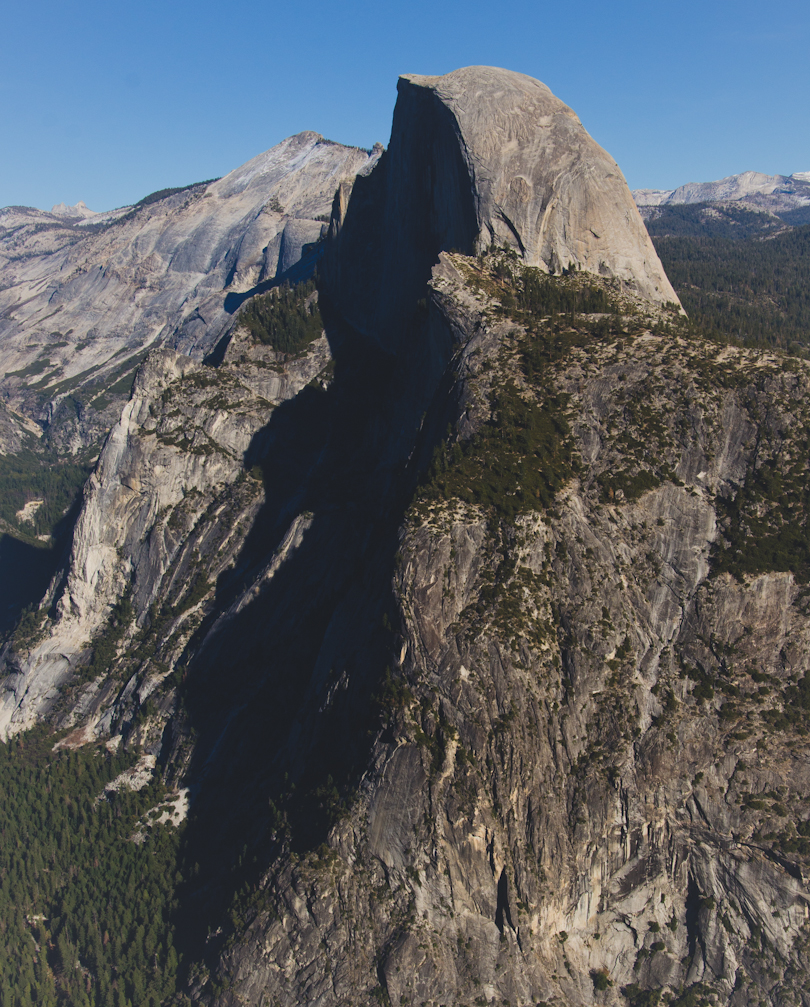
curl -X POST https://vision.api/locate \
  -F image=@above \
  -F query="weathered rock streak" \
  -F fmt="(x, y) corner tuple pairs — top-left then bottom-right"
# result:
(325, 66), (678, 349)
(402, 67), (678, 301)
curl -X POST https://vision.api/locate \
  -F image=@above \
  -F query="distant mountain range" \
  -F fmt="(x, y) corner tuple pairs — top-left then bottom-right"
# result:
(633, 168), (810, 225)
(632, 167), (810, 353)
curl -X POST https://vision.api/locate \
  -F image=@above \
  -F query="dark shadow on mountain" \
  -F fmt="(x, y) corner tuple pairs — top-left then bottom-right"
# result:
(170, 115), (475, 971)
(0, 536), (60, 635)
(0, 493), (84, 638)
(169, 291), (457, 975)
(201, 331), (233, 367)
(222, 239), (325, 315)
(320, 89), (478, 349)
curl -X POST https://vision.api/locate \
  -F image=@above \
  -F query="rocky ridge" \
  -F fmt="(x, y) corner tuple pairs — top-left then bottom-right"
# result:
(0, 132), (377, 633)
(1, 66), (809, 1007)
(633, 170), (810, 224)
(0, 132), (376, 435)
(50, 200), (98, 220)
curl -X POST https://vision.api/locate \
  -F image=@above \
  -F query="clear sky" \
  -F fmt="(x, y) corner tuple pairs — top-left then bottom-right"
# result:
(2, 0), (809, 212)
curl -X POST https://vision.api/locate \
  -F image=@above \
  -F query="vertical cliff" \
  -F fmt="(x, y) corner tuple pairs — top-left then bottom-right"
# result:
(198, 250), (810, 1007)
(192, 71), (809, 1007)
(324, 66), (678, 351)
(2, 67), (809, 1007)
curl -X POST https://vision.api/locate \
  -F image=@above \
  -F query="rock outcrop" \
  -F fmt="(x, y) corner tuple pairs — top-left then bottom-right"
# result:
(325, 66), (677, 348)
(0, 132), (376, 425)
(0, 312), (334, 736)
(200, 253), (810, 1007)
(0, 132), (377, 637)
(5, 66), (810, 1007)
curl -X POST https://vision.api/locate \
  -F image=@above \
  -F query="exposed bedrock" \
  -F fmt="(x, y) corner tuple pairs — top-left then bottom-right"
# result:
(0, 132), (376, 418)
(324, 65), (678, 348)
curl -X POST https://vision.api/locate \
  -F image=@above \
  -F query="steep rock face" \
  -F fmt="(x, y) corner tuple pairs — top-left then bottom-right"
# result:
(204, 256), (810, 1007)
(0, 132), (375, 423)
(0, 318), (334, 737)
(325, 66), (677, 348)
(406, 68), (676, 298)
(7, 66), (810, 1007)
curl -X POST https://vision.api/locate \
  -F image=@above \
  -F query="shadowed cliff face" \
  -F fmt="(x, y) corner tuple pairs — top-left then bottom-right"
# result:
(325, 66), (678, 350)
(322, 83), (479, 348)
(204, 255), (810, 1007)
(8, 66), (810, 1007)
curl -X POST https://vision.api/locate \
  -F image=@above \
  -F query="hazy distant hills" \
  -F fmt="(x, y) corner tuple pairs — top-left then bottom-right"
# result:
(633, 168), (810, 227)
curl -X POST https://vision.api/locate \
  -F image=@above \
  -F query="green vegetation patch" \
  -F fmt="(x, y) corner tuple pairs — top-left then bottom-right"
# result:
(6, 358), (53, 380)
(620, 985), (661, 1007)
(419, 379), (574, 520)
(0, 727), (183, 1007)
(712, 430), (810, 583)
(758, 673), (810, 736)
(596, 383), (679, 502)
(415, 259), (640, 520)
(598, 467), (664, 504)
(644, 203), (786, 240)
(239, 278), (323, 354)
(621, 984), (717, 1007)
(497, 261), (617, 319)
(89, 360), (146, 410)
(651, 222), (810, 353)
(0, 449), (91, 540)
(66, 592), (136, 683)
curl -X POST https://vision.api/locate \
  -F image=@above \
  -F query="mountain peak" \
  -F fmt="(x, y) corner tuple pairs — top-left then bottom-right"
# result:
(633, 167), (810, 218)
(326, 66), (678, 346)
(49, 199), (96, 218)
(398, 66), (677, 303)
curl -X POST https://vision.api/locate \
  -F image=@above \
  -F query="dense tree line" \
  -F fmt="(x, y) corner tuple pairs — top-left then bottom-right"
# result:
(643, 202), (785, 240)
(648, 211), (810, 353)
(0, 729), (183, 1007)
(498, 260), (617, 317)
(0, 450), (89, 540)
(239, 278), (323, 354)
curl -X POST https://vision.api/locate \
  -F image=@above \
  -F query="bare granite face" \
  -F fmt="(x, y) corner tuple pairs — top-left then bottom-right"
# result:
(7, 66), (810, 1007)
(0, 132), (376, 427)
(0, 319), (333, 737)
(402, 67), (678, 301)
(172, 253), (810, 1007)
(325, 66), (678, 351)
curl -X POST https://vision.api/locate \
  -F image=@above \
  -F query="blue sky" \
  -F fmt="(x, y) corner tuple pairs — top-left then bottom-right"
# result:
(2, 0), (809, 212)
